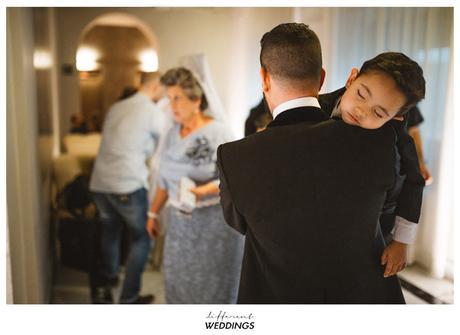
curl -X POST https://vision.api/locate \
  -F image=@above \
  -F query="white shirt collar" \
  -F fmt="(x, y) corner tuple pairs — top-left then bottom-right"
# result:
(272, 96), (321, 119)
(330, 97), (342, 118)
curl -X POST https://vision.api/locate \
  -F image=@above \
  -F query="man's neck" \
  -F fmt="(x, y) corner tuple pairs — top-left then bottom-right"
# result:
(138, 88), (152, 101)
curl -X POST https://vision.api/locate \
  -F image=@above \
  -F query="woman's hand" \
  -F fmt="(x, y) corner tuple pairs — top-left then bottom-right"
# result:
(146, 217), (160, 239)
(189, 184), (211, 199)
(189, 181), (219, 200)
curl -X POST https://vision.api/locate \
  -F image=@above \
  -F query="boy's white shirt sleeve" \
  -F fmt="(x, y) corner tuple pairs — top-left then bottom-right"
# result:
(391, 216), (418, 244)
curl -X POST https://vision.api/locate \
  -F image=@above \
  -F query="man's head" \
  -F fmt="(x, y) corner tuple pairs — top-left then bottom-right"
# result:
(339, 52), (426, 129)
(140, 71), (164, 103)
(260, 23), (325, 112)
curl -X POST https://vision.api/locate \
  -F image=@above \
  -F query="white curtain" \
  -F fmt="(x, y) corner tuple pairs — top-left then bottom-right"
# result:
(296, 7), (454, 278)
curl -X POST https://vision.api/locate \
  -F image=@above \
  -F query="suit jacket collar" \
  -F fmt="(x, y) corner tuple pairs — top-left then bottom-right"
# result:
(318, 87), (346, 117)
(267, 106), (329, 128)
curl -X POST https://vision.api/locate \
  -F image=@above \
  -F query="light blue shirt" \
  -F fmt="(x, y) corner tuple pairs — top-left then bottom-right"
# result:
(158, 121), (234, 205)
(90, 92), (165, 194)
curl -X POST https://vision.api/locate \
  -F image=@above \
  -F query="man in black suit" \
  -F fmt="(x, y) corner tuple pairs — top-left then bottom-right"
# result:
(217, 23), (406, 303)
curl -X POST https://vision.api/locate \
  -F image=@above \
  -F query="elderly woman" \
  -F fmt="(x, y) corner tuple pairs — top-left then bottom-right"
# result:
(146, 67), (244, 304)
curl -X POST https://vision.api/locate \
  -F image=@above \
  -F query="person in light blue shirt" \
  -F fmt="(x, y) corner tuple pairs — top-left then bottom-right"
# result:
(90, 72), (165, 304)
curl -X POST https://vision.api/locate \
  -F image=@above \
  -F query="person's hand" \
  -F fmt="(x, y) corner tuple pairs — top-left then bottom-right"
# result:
(381, 240), (408, 277)
(189, 184), (211, 199)
(146, 217), (160, 239)
(419, 162), (433, 185)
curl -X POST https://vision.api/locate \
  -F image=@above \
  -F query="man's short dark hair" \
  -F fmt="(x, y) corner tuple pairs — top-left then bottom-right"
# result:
(358, 52), (426, 116)
(260, 23), (322, 86)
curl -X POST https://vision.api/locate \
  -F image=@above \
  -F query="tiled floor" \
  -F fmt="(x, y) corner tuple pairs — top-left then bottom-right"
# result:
(51, 262), (453, 304)
(399, 264), (454, 304)
(51, 263), (166, 304)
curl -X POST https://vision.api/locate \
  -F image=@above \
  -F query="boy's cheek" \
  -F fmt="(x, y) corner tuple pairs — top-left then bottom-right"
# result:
(339, 96), (354, 116)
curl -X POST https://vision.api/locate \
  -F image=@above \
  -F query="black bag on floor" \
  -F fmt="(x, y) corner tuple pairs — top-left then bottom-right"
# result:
(57, 175), (96, 272)
(56, 174), (112, 302)
(57, 216), (98, 272)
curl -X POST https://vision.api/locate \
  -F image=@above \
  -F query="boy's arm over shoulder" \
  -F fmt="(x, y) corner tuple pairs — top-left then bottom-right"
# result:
(390, 120), (425, 243)
(391, 121), (425, 221)
(217, 143), (247, 235)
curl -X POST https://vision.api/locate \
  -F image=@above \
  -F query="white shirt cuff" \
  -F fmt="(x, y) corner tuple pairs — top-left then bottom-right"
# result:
(391, 216), (418, 244)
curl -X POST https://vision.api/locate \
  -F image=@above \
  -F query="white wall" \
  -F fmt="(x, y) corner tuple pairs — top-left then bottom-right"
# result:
(7, 7), (52, 303)
(293, 8), (338, 93)
(6, 222), (13, 304)
(55, 7), (294, 138)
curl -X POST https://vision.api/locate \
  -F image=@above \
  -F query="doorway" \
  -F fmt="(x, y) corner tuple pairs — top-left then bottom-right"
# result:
(76, 13), (158, 131)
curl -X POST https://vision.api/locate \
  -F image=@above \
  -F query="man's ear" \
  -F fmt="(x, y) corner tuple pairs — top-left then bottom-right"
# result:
(345, 67), (359, 89)
(319, 68), (326, 91)
(260, 67), (270, 92)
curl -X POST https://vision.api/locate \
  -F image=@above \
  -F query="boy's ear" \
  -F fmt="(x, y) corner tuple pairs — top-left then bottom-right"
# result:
(260, 67), (271, 92)
(345, 67), (359, 89)
(392, 116), (404, 121)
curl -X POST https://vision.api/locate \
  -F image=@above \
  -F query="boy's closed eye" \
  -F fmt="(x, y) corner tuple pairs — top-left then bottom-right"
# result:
(374, 108), (385, 119)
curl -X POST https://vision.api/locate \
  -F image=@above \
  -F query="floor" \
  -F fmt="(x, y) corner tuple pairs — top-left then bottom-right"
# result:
(51, 263), (166, 304)
(399, 265), (454, 304)
(50, 261), (453, 304)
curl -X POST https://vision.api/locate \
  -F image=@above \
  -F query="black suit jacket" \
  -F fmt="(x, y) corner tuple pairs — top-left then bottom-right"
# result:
(217, 106), (405, 303)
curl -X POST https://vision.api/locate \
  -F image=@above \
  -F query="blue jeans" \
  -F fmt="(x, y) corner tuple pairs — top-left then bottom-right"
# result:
(92, 188), (152, 303)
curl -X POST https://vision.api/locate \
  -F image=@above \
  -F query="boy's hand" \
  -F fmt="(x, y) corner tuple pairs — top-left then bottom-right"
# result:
(381, 240), (408, 277)
(420, 162), (433, 185)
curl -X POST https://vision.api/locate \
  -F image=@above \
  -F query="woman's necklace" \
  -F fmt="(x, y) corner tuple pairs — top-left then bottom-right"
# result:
(181, 115), (205, 138)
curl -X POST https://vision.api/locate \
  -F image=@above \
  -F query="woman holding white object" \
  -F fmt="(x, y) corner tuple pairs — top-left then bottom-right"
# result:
(147, 66), (243, 304)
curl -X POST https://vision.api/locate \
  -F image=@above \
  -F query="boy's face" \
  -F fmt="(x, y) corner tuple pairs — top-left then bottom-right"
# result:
(339, 69), (406, 129)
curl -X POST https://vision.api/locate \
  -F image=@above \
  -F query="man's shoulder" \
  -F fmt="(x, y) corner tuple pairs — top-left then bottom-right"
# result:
(219, 133), (252, 151)
(326, 121), (398, 164)
(287, 119), (398, 163)
(219, 120), (397, 161)
(324, 120), (396, 145)
(114, 93), (156, 110)
(218, 130), (268, 158)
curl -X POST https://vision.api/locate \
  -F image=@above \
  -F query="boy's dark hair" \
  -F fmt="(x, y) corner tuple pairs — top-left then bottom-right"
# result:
(358, 52), (425, 116)
(260, 23), (322, 86)
(161, 67), (208, 112)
